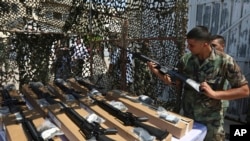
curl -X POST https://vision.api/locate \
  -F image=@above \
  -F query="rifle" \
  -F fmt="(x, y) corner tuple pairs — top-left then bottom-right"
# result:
(29, 82), (58, 105)
(30, 81), (117, 141)
(54, 78), (83, 99)
(17, 110), (45, 141)
(131, 51), (201, 93)
(75, 78), (169, 140)
(58, 101), (117, 141)
(1, 86), (44, 141)
(1, 85), (26, 113)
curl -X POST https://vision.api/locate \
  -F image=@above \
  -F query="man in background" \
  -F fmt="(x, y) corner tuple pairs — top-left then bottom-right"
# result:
(210, 35), (225, 52)
(210, 35), (229, 117)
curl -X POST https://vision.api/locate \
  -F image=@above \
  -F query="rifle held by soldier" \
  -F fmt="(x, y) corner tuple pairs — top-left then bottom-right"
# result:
(131, 51), (201, 93)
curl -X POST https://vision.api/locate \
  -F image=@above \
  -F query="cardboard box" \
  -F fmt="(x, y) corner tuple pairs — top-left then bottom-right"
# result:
(67, 78), (192, 139)
(78, 96), (172, 141)
(21, 84), (48, 117)
(68, 78), (175, 140)
(47, 102), (129, 141)
(67, 78), (89, 94)
(22, 83), (125, 140)
(3, 109), (62, 141)
(106, 89), (194, 139)
(0, 87), (28, 114)
(49, 81), (172, 141)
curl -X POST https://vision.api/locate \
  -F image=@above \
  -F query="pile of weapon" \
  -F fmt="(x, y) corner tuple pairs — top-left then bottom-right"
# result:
(0, 53), (198, 141)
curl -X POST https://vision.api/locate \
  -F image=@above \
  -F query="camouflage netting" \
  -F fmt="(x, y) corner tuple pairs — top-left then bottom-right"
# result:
(0, 0), (188, 111)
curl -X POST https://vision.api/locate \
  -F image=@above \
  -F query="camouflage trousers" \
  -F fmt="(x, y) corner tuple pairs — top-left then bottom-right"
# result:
(182, 91), (225, 141)
(203, 119), (225, 141)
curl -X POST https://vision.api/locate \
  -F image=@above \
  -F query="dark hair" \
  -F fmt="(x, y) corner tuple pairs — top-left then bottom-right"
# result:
(210, 34), (225, 45)
(186, 26), (211, 42)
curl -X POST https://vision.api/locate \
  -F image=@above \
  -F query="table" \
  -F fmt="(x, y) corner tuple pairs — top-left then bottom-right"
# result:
(172, 122), (207, 141)
(0, 119), (207, 141)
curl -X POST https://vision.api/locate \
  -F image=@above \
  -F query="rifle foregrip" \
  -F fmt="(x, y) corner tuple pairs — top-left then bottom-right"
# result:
(134, 120), (168, 140)
(97, 134), (115, 141)
(104, 128), (118, 134)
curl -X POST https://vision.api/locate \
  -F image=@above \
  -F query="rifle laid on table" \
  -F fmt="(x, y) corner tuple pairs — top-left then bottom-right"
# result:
(58, 101), (117, 141)
(29, 82), (58, 106)
(1, 85), (26, 113)
(75, 78), (169, 141)
(130, 51), (201, 93)
(30, 81), (117, 141)
(54, 78), (84, 99)
(1, 85), (45, 141)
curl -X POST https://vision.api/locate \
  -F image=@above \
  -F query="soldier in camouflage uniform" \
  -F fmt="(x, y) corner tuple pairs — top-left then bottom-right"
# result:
(210, 34), (229, 117)
(147, 26), (249, 141)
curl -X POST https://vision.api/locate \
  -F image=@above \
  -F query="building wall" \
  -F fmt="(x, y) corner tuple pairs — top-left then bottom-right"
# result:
(188, 0), (250, 122)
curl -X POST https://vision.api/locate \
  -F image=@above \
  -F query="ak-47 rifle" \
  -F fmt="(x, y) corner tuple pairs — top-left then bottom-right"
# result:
(130, 51), (201, 93)
(75, 78), (169, 141)
(30, 81), (117, 141)
(1, 85), (44, 141)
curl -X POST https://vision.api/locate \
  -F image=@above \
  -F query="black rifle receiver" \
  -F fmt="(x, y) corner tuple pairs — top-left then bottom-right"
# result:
(58, 102), (117, 141)
(30, 81), (117, 141)
(75, 78), (169, 140)
(131, 52), (201, 93)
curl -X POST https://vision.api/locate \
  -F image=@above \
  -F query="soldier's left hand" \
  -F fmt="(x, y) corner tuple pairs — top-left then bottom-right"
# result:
(200, 81), (217, 99)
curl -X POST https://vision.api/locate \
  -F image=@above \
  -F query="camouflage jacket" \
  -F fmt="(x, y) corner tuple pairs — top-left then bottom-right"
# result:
(178, 49), (248, 122)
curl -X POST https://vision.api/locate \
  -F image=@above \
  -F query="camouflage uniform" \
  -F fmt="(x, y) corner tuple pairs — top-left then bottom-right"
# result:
(178, 49), (248, 141)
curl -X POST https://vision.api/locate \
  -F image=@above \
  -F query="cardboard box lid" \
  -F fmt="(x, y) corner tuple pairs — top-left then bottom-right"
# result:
(3, 109), (63, 141)
(106, 89), (194, 139)
(47, 102), (129, 141)
(79, 96), (172, 141)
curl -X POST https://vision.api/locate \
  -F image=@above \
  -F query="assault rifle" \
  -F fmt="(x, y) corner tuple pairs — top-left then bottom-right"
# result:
(29, 82), (58, 105)
(1, 85), (26, 113)
(1, 85), (44, 141)
(30, 81), (117, 141)
(17, 110), (45, 141)
(131, 51), (201, 92)
(59, 101), (117, 141)
(75, 78), (169, 140)
(54, 78), (83, 99)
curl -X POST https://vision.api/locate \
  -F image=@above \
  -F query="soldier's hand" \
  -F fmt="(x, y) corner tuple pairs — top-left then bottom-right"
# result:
(200, 81), (217, 98)
(147, 61), (172, 85)
(147, 61), (158, 74)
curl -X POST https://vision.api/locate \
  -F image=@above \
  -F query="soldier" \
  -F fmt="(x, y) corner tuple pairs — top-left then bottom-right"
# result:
(147, 26), (249, 141)
(210, 35), (229, 117)
(210, 35), (225, 52)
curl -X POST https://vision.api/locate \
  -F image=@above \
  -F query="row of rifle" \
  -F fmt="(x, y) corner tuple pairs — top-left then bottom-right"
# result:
(0, 84), (46, 141)
(0, 77), (170, 141)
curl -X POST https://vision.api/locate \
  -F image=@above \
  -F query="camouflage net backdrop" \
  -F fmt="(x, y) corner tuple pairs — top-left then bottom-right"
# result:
(0, 0), (188, 111)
